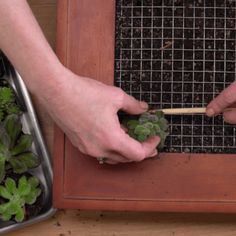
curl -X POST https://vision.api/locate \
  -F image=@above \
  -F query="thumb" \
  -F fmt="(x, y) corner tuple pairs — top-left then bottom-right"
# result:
(206, 82), (236, 117)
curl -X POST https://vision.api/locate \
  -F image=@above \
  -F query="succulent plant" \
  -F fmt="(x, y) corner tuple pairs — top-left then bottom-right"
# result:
(0, 87), (21, 121)
(0, 114), (40, 182)
(123, 111), (169, 149)
(0, 175), (42, 222)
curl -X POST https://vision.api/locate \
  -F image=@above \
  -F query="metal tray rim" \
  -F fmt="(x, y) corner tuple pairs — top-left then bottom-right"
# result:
(0, 55), (57, 234)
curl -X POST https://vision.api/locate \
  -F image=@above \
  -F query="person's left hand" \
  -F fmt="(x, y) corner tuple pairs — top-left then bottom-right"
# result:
(206, 81), (236, 123)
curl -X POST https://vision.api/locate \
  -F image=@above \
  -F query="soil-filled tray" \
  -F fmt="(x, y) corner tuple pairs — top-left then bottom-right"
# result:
(53, 0), (236, 213)
(0, 53), (55, 234)
(115, 0), (236, 154)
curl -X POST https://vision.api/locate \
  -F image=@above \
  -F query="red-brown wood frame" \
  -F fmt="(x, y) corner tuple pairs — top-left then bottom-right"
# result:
(53, 0), (236, 212)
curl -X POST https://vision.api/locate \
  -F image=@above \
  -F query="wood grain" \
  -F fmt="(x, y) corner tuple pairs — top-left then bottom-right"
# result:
(27, 0), (57, 50)
(150, 107), (207, 115)
(5, 1), (236, 236)
(5, 210), (236, 236)
(53, 0), (236, 213)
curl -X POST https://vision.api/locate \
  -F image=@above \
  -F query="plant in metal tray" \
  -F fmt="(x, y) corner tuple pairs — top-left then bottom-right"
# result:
(0, 175), (42, 222)
(123, 111), (169, 149)
(0, 87), (21, 121)
(0, 114), (40, 182)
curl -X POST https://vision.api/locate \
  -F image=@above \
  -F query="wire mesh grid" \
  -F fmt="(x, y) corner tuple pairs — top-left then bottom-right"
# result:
(115, 0), (236, 153)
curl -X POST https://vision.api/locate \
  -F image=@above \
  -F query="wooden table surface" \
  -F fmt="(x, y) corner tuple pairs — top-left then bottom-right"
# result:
(5, 1), (236, 235)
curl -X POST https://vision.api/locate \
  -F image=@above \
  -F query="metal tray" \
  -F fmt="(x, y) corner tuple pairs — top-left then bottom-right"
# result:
(0, 53), (56, 234)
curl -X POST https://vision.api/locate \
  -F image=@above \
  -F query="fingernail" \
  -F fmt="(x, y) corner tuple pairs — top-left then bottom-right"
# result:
(140, 101), (148, 110)
(206, 108), (215, 117)
(150, 150), (158, 157)
(224, 108), (233, 113)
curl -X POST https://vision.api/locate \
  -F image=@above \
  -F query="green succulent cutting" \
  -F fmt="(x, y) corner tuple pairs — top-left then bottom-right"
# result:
(0, 87), (21, 121)
(123, 111), (169, 149)
(0, 114), (40, 182)
(0, 175), (42, 222)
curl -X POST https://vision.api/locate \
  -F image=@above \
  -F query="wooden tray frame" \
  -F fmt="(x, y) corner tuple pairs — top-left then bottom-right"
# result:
(53, 0), (236, 213)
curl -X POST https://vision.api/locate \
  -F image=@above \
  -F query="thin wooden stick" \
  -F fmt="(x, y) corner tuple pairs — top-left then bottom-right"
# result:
(149, 107), (207, 115)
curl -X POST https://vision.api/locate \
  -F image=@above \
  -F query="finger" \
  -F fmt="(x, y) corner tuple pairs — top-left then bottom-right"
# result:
(105, 152), (132, 163)
(116, 133), (160, 162)
(150, 149), (158, 157)
(106, 149), (157, 164)
(141, 136), (160, 158)
(206, 82), (236, 117)
(121, 93), (149, 115)
(223, 110), (236, 124)
(103, 150), (157, 165)
(104, 160), (119, 165)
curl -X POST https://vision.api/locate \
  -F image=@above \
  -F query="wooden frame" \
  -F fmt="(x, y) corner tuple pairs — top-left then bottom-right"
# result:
(53, 0), (236, 212)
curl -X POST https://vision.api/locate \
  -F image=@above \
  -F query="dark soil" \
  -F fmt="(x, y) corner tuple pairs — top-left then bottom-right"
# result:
(115, 0), (236, 153)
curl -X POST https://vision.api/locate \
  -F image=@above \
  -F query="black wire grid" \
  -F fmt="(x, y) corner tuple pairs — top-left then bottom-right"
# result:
(115, 0), (236, 153)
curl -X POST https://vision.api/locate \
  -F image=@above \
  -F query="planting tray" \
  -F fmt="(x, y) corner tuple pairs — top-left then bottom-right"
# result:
(115, 0), (236, 154)
(0, 53), (56, 234)
(54, 0), (236, 213)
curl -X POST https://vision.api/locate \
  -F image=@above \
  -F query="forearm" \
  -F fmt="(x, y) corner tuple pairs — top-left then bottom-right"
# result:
(0, 1), (160, 163)
(0, 0), (63, 99)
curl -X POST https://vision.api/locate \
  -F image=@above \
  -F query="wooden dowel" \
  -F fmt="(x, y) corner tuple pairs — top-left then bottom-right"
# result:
(149, 107), (207, 115)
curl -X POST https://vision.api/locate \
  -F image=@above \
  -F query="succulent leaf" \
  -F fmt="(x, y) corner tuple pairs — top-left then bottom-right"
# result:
(0, 141), (7, 155)
(6, 104), (20, 116)
(9, 158), (27, 174)
(158, 118), (169, 131)
(134, 125), (150, 136)
(0, 157), (6, 183)
(155, 111), (164, 118)
(153, 124), (161, 133)
(138, 116), (149, 124)
(16, 152), (40, 169)
(128, 130), (136, 139)
(18, 176), (31, 196)
(126, 120), (139, 130)
(24, 188), (41, 205)
(137, 134), (148, 142)
(4, 114), (22, 148)
(28, 176), (40, 188)
(2, 211), (11, 221)
(0, 87), (21, 121)
(0, 115), (40, 177)
(148, 114), (159, 122)
(7, 202), (19, 215)
(143, 122), (154, 129)
(0, 202), (8, 214)
(0, 87), (14, 104)
(0, 186), (11, 199)
(5, 178), (17, 194)
(24, 193), (36, 205)
(11, 134), (32, 156)
(0, 176), (41, 222)
(0, 125), (10, 148)
(15, 206), (24, 222)
(123, 111), (169, 150)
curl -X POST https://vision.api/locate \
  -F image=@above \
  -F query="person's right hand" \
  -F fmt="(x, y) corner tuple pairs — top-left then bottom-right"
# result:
(206, 81), (236, 124)
(40, 67), (160, 164)
(0, 0), (158, 165)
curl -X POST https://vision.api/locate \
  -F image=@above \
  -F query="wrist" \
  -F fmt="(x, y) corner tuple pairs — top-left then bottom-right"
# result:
(26, 61), (68, 105)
